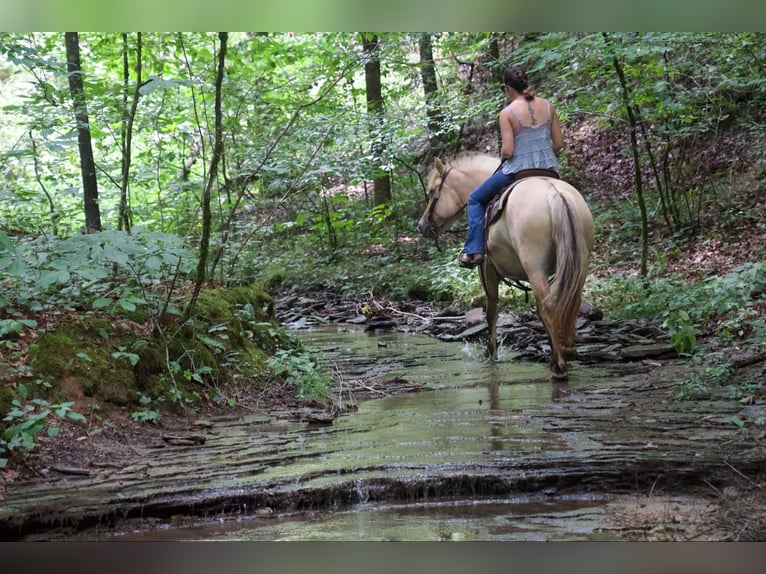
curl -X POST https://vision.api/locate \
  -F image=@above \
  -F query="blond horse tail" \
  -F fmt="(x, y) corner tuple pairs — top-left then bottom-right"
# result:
(546, 190), (589, 351)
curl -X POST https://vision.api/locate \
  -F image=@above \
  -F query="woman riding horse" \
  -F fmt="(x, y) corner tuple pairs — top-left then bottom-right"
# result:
(419, 152), (593, 380)
(460, 66), (565, 269)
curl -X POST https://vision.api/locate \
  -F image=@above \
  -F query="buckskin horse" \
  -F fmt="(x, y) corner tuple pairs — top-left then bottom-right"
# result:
(417, 152), (594, 380)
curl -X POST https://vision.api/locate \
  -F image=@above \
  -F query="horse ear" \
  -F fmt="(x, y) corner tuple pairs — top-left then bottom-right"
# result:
(434, 158), (445, 173)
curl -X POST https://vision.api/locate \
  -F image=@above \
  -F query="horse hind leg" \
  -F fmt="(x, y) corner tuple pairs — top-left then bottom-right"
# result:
(529, 274), (568, 380)
(543, 300), (569, 380)
(559, 293), (583, 361)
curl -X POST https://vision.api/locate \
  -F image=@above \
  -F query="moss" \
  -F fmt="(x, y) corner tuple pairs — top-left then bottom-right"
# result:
(167, 332), (219, 378)
(197, 285), (274, 322)
(192, 284), (294, 353)
(27, 325), (137, 405)
(19, 285), (298, 419)
(0, 384), (14, 417)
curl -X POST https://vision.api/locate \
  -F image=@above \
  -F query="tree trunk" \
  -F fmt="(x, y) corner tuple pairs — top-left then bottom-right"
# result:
(65, 32), (101, 233)
(184, 32), (227, 320)
(488, 34), (504, 86)
(118, 32), (142, 233)
(488, 34), (504, 153)
(604, 33), (649, 278)
(418, 33), (449, 157)
(361, 33), (391, 206)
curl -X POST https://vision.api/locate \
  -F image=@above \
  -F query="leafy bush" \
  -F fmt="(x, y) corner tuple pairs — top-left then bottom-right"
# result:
(0, 228), (195, 318)
(0, 383), (86, 468)
(589, 261), (766, 354)
(266, 349), (330, 402)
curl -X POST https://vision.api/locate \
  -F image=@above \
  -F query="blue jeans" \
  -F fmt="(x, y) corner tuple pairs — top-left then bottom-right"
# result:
(463, 168), (516, 255)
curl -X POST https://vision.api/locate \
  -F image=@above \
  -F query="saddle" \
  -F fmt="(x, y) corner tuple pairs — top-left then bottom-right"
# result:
(482, 169), (559, 294)
(484, 169), (559, 229)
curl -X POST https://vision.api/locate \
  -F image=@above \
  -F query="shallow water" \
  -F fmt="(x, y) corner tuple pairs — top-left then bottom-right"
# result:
(58, 327), (630, 541)
(9, 326), (739, 541)
(105, 494), (617, 541)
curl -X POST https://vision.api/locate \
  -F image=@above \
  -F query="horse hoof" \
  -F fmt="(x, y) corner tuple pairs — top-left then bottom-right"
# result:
(550, 363), (568, 381)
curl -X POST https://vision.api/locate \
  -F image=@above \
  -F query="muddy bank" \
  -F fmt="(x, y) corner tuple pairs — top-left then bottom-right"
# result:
(1, 295), (765, 541)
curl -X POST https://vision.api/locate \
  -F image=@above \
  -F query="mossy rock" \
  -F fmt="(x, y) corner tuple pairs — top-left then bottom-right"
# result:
(27, 324), (138, 406)
(21, 285), (298, 417)
(196, 285), (274, 322)
(191, 285), (294, 353)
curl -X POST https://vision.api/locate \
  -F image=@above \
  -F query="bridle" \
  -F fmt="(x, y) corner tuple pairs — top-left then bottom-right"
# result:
(423, 167), (467, 229)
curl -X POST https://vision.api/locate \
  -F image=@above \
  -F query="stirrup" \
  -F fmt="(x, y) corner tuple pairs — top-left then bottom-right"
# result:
(458, 253), (484, 269)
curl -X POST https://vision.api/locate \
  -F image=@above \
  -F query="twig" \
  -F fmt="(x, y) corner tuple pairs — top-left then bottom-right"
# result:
(702, 479), (724, 497)
(350, 379), (390, 397)
(723, 459), (761, 488)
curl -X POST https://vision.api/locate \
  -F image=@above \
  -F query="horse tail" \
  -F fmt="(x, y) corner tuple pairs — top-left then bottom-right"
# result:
(546, 189), (590, 349)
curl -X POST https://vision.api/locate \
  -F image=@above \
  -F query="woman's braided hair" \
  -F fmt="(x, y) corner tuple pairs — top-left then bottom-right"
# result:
(504, 66), (535, 101)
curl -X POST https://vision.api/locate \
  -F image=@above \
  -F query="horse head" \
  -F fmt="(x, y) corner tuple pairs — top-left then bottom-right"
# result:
(417, 158), (459, 238)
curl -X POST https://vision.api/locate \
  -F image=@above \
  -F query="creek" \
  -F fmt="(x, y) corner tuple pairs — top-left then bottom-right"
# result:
(2, 326), (761, 541)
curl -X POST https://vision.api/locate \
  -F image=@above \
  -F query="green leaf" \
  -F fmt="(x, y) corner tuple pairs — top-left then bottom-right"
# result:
(93, 298), (114, 309)
(47, 426), (60, 438)
(118, 299), (137, 312)
(54, 402), (74, 417)
(730, 415), (745, 428)
(111, 351), (140, 366)
(0, 230), (15, 252)
(198, 335), (226, 350)
(36, 270), (61, 290)
(145, 255), (163, 271)
(102, 246), (130, 266)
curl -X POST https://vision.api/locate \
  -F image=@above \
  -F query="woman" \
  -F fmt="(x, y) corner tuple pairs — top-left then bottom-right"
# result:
(459, 66), (565, 268)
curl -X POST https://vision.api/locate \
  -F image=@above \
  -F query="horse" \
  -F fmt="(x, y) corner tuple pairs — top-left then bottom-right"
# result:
(417, 152), (594, 380)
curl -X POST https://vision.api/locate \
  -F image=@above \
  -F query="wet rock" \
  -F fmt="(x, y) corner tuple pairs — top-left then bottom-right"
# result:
(619, 344), (678, 361)
(437, 323), (487, 342)
(464, 307), (485, 326)
(365, 318), (396, 331)
(580, 302), (604, 321)
(274, 291), (677, 366)
(162, 434), (207, 446)
(49, 466), (91, 477)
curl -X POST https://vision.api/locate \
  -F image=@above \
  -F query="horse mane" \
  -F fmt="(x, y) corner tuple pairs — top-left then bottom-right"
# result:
(448, 151), (499, 172)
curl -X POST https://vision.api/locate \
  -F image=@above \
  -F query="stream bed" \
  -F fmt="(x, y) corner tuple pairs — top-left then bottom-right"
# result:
(1, 326), (763, 540)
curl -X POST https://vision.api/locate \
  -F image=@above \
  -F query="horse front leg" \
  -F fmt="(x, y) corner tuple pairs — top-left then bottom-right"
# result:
(480, 264), (500, 361)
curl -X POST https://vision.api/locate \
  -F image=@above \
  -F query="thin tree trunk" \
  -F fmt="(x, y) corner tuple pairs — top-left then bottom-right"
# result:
(65, 32), (101, 233)
(184, 32), (227, 320)
(29, 131), (58, 236)
(361, 33), (391, 206)
(488, 33), (504, 152)
(418, 33), (449, 157)
(488, 34), (504, 85)
(604, 33), (649, 277)
(118, 32), (142, 232)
